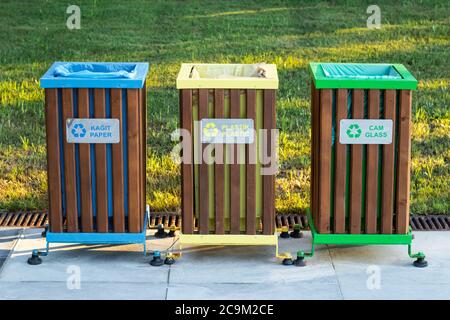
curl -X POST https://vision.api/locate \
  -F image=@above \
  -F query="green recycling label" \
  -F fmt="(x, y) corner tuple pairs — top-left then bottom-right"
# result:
(339, 119), (393, 144)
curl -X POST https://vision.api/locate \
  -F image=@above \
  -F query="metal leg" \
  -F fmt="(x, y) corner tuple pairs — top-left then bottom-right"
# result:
(408, 244), (427, 268)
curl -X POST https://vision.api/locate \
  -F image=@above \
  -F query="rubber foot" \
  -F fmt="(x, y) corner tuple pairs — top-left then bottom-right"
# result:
(150, 256), (164, 266)
(164, 256), (176, 265)
(280, 231), (290, 239)
(155, 225), (168, 238)
(282, 258), (294, 266)
(290, 230), (303, 238)
(27, 250), (42, 265)
(293, 257), (306, 267)
(167, 230), (176, 238)
(413, 257), (428, 268)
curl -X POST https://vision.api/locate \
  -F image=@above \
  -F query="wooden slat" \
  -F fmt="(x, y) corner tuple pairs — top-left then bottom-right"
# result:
(127, 89), (141, 233)
(381, 90), (396, 234)
(334, 89), (347, 234)
(246, 89), (257, 235)
(311, 83), (320, 226)
(365, 89), (380, 234)
(214, 89), (225, 234)
(94, 89), (108, 232)
(137, 86), (144, 230)
(110, 89), (125, 232)
(142, 83), (147, 226)
(396, 90), (412, 234)
(45, 89), (63, 232)
(180, 89), (194, 234)
(263, 89), (276, 235)
(349, 89), (364, 234)
(198, 89), (209, 234)
(78, 89), (93, 232)
(61, 88), (79, 233)
(318, 89), (332, 234)
(230, 89), (241, 234)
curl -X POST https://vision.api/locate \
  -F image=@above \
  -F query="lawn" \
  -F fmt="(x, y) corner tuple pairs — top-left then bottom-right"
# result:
(0, 0), (449, 214)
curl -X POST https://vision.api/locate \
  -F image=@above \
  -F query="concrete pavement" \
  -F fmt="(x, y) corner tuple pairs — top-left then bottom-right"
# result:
(0, 228), (448, 300)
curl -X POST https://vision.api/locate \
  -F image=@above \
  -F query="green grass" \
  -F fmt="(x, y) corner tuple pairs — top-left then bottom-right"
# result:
(0, 0), (449, 214)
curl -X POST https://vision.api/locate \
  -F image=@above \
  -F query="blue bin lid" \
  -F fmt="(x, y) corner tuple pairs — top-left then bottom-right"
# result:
(40, 62), (149, 88)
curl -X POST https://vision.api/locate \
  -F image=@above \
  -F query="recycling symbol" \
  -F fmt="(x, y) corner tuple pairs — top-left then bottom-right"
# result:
(71, 123), (87, 138)
(203, 122), (219, 138)
(346, 123), (362, 138)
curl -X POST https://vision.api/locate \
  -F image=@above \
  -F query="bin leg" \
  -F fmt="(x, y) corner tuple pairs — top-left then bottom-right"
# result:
(27, 242), (50, 265)
(408, 244), (427, 268)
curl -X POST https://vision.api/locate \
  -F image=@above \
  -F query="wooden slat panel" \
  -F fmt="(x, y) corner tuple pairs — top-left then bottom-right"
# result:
(396, 90), (412, 234)
(365, 89), (380, 234)
(230, 89), (241, 234)
(263, 89), (276, 235)
(246, 89), (257, 235)
(318, 89), (332, 234)
(78, 89), (93, 232)
(334, 89), (347, 233)
(349, 89), (364, 234)
(61, 88), (79, 233)
(381, 90), (396, 234)
(127, 89), (141, 233)
(180, 90), (194, 234)
(94, 89), (108, 232)
(198, 89), (209, 234)
(110, 89), (125, 232)
(45, 89), (63, 232)
(214, 89), (225, 234)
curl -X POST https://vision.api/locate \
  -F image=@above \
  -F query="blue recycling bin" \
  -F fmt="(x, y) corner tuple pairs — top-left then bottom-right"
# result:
(38, 62), (149, 257)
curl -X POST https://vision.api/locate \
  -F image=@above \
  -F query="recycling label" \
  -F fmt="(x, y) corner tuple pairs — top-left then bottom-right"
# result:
(66, 118), (120, 144)
(339, 119), (393, 144)
(200, 118), (254, 144)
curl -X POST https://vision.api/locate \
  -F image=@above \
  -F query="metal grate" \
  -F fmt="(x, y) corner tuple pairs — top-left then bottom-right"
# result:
(0, 211), (47, 228)
(0, 211), (449, 231)
(410, 215), (450, 231)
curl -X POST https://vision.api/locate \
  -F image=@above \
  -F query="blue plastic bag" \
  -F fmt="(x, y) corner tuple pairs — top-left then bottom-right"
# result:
(54, 63), (137, 79)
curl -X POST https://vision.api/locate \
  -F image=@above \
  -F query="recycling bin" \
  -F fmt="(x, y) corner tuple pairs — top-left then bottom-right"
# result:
(39, 62), (149, 253)
(309, 62), (418, 235)
(176, 63), (279, 248)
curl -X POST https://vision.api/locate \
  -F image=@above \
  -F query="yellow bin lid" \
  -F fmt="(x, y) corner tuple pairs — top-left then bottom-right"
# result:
(176, 63), (278, 89)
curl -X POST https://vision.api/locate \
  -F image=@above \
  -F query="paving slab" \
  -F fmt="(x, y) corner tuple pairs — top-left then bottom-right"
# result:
(0, 228), (169, 284)
(166, 280), (343, 300)
(0, 281), (166, 300)
(169, 232), (336, 285)
(0, 228), (21, 270)
(328, 231), (450, 300)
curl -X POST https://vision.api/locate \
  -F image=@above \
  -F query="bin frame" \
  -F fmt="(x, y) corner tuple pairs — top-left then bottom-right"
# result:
(299, 62), (426, 266)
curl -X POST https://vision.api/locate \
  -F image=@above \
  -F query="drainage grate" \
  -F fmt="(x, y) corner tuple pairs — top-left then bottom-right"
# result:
(0, 211), (47, 228)
(0, 211), (449, 231)
(410, 215), (450, 231)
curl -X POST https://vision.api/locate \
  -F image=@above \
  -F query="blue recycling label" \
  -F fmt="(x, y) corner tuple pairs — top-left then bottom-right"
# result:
(66, 118), (120, 144)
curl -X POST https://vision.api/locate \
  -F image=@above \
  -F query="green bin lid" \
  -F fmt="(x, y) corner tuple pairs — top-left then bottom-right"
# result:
(309, 62), (418, 90)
